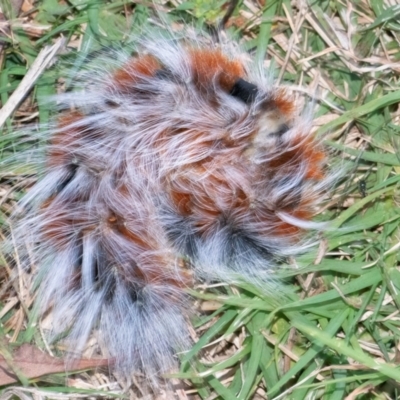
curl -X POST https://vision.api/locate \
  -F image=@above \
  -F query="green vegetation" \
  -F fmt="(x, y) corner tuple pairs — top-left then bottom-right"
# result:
(1, 0), (400, 398)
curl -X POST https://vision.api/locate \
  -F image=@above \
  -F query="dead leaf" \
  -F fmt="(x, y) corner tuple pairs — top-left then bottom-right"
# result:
(0, 343), (109, 385)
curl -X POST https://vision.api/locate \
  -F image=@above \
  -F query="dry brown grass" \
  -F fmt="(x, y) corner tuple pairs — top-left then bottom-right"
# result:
(1, 0), (400, 398)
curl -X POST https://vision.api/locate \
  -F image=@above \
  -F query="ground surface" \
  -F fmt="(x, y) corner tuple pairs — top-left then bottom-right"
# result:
(1, 0), (400, 399)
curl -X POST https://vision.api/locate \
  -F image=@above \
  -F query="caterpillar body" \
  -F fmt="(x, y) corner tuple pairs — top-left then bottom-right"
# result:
(10, 30), (328, 383)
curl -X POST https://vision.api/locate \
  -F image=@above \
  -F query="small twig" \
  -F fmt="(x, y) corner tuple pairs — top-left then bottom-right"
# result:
(0, 37), (65, 129)
(219, 0), (239, 30)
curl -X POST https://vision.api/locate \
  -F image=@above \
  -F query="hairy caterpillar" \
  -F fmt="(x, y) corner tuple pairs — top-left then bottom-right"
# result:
(9, 29), (329, 383)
